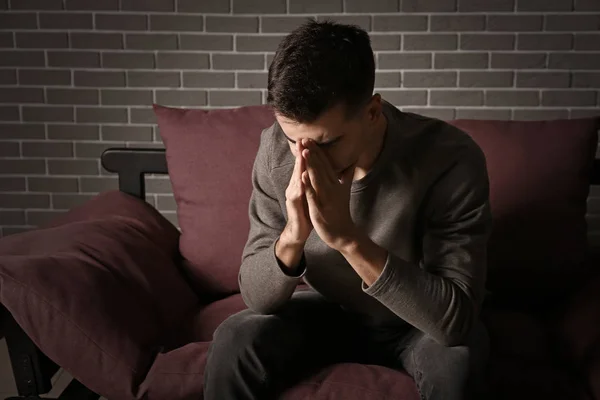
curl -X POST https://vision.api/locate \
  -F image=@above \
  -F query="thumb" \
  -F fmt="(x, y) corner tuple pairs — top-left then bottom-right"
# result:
(302, 171), (316, 200)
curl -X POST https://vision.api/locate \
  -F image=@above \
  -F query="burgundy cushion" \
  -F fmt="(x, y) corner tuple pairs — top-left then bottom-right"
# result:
(154, 104), (276, 299)
(0, 191), (199, 399)
(449, 118), (599, 304)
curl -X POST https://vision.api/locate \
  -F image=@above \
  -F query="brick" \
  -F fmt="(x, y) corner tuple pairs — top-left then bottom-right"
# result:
(236, 35), (284, 52)
(237, 73), (267, 89)
(403, 71), (457, 88)
(550, 53), (600, 70)
(0, 88), (44, 103)
(23, 106), (74, 122)
(378, 90), (428, 106)
(49, 159), (99, 176)
(517, 0), (573, 11)
(542, 90), (596, 107)
(80, 177), (117, 192)
(0, 211), (26, 225)
(40, 12), (93, 29)
(150, 15), (204, 32)
(0, 194), (50, 209)
(0, 141), (19, 157)
(261, 17), (313, 33)
(402, 107), (455, 121)
(267, 53), (275, 66)
(156, 90), (207, 106)
(315, 15), (371, 31)
(213, 54), (264, 70)
(52, 193), (96, 209)
(458, 0), (514, 11)
(179, 34), (234, 51)
(65, 0), (119, 10)
(434, 53), (488, 69)
(156, 195), (177, 210)
(146, 177), (173, 194)
(455, 108), (512, 120)
(11, 0), (62, 9)
(546, 15), (600, 32)
(459, 71), (514, 88)
(431, 16), (485, 32)
(513, 109), (569, 121)
(233, 0), (286, 13)
(75, 142), (124, 158)
(206, 16), (259, 33)
(516, 72), (570, 88)
(575, 34), (600, 51)
(48, 125), (100, 140)
(2, 227), (33, 235)
(431, 90), (484, 106)
(76, 107), (127, 123)
(128, 71), (180, 88)
(0, 0), (5, 8)
(373, 16), (428, 32)
(130, 108), (156, 124)
(572, 72), (600, 88)
(156, 52), (209, 70)
(404, 34), (457, 51)
(0, 106), (19, 121)
(344, 0), (398, 11)
(27, 210), (67, 226)
(96, 14), (147, 31)
(574, 0), (600, 10)
(0, 177), (26, 192)
(101, 89), (152, 106)
(121, 0), (174, 11)
(0, 51), (44, 67)
(0, 124), (45, 139)
(0, 69), (16, 85)
(102, 126), (153, 142)
(18, 69), (69, 86)
(488, 15), (543, 32)
(374, 72), (402, 88)
(485, 90), (539, 106)
(290, 0), (342, 13)
(571, 109), (600, 118)
(460, 34), (515, 50)
(379, 53), (432, 69)
(102, 52), (155, 69)
(183, 72), (235, 88)
(126, 34), (178, 50)
(22, 141), (73, 158)
(177, 0), (230, 12)
(16, 32), (67, 49)
(28, 177), (78, 192)
(402, 0), (456, 11)
(0, 32), (13, 48)
(47, 89), (99, 105)
(0, 159), (45, 174)
(491, 53), (546, 69)
(209, 90), (262, 106)
(74, 71), (126, 88)
(71, 33), (123, 49)
(517, 34), (572, 51)
(370, 35), (402, 51)
(0, 12), (37, 29)
(48, 51), (100, 68)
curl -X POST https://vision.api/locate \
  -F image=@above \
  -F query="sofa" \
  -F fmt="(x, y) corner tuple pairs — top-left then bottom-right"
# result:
(0, 104), (599, 400)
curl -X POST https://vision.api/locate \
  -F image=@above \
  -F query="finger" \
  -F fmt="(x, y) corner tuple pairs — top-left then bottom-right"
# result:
(302, 170), (318, 206)
(303, 148), (323, 196)
(306, 141), (338, 185)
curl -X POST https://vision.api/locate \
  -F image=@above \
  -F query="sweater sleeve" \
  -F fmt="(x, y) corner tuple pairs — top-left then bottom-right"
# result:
(238, 129), (306, 314)
(363, 145), (492, 346)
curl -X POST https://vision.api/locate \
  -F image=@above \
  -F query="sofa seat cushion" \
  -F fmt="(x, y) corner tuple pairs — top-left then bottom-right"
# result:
(0, 191), (199, 400)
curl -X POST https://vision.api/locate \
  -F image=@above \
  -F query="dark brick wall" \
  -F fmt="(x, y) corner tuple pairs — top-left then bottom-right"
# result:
(0, 0), (599, 237)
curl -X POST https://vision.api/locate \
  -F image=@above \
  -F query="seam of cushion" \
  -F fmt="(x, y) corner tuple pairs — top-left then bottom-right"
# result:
(0, 269), (139, 375)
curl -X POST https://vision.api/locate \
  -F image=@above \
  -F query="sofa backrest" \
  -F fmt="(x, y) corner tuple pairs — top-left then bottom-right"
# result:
(155, 104), (600, 305)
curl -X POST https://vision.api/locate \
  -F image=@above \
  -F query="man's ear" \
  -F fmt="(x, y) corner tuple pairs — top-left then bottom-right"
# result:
(367, 93), (383, 122)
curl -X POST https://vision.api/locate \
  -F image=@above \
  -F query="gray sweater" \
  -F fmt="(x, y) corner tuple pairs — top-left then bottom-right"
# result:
(239, 101), (492, 346)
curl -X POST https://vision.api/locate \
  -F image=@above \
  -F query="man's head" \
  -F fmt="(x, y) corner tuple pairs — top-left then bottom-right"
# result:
(267, 20), (385, 177)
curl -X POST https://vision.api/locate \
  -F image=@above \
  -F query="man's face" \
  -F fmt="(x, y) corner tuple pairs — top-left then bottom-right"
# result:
(276, 99), (377, 180)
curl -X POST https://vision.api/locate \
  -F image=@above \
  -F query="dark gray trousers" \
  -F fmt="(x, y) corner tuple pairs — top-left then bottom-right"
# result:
(204, 290), (490, 400)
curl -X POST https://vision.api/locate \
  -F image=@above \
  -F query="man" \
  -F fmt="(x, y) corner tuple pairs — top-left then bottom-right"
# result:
(204, 20), (492, 400)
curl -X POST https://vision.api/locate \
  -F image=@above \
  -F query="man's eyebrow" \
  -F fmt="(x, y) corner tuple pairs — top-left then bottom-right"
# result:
(282, 131), (339, 145)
